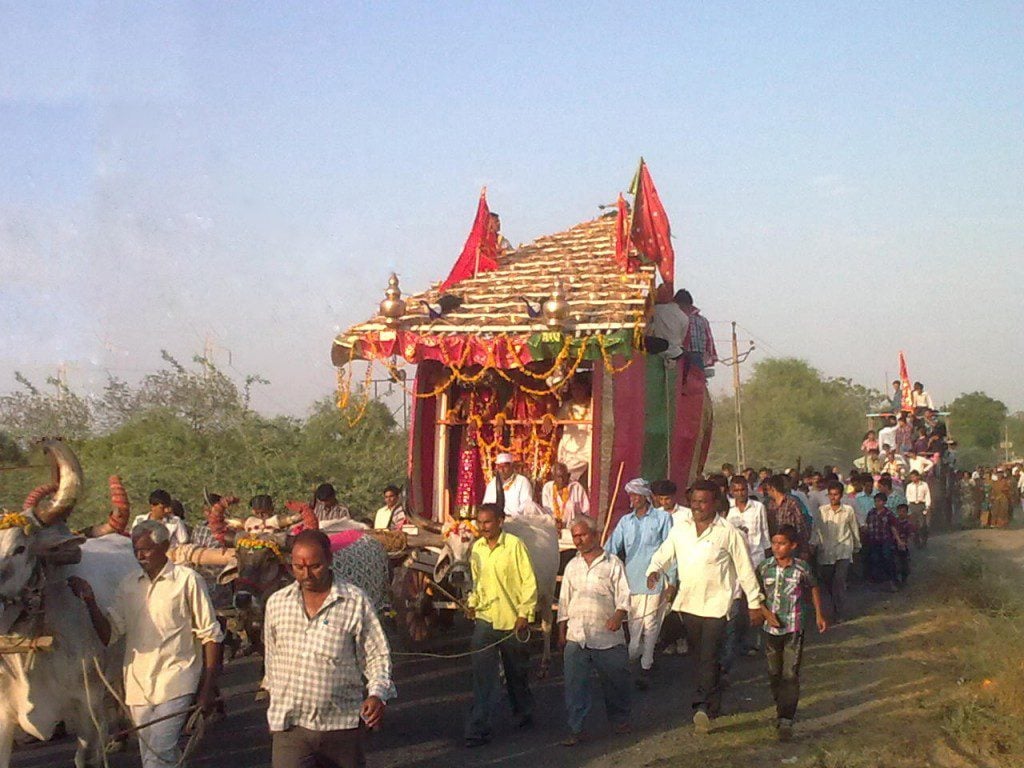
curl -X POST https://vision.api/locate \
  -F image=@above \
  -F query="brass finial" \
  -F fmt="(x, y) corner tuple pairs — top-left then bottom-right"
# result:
(542, 280), (569, 330)
(379, 273), (406, 328)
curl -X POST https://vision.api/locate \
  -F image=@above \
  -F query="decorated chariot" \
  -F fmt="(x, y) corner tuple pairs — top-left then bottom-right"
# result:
(331, 166), (714, 643)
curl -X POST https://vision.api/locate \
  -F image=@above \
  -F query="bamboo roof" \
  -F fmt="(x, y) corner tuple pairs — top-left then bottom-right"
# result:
(334, 211), (656, 353)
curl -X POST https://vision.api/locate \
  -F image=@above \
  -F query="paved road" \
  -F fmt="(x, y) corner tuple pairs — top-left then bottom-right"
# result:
(12, 607), (787, 768)
(20, 524), (1022, 768)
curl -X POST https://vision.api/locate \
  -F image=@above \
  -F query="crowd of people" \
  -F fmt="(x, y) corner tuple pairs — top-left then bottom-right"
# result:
(57, 390), (1024, 768)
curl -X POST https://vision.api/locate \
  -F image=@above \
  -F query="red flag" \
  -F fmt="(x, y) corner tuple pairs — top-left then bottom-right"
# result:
(898, 352), (914, 411)
(628, 159), (675, 290)
(613, 194), (636, 272)
(439, 189), (499, 291)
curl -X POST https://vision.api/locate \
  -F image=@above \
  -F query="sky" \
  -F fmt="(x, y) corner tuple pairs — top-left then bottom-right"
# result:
(1, 2), (1022, 416)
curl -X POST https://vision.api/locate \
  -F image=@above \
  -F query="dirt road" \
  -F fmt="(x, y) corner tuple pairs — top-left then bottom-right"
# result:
(13, 525), (1023, 768)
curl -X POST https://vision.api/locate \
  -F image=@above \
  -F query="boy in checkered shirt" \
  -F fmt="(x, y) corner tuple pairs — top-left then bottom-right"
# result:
(756, 524), (828, 742)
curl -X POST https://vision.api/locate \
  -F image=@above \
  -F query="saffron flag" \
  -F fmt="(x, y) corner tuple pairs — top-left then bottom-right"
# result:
(898, 351), (914, 412)
(613, 193), (635, 272)
(439, 189), (499, 291)
(628, 159), (675, 290)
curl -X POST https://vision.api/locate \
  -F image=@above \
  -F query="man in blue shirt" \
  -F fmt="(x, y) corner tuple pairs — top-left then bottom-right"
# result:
(605, 478), (675, 688)
(853, 474), (876, 581)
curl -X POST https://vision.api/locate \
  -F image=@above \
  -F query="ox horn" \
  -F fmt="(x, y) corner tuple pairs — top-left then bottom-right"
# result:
(404, 507), (443, 534)
(32, 439), (84, 526)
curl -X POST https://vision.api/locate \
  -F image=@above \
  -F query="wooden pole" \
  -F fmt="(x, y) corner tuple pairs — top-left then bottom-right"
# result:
(731, 321), (746, 469)
(600, 461), (626, 545)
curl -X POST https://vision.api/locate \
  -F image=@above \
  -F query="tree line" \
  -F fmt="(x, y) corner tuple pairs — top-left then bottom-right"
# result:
(3, 354), (1019, 525)
(0, 353), (406, 526)
(708, 358), (1024, 472)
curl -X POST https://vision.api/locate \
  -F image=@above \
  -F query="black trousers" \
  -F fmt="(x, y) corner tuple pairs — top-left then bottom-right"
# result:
(272, 725), (364, 768)
(765, 631), (805, 721)
(679, 612), (727, 716)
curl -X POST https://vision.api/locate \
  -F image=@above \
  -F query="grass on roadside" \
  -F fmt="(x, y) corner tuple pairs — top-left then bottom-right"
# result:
(933, 552), (1024, 760)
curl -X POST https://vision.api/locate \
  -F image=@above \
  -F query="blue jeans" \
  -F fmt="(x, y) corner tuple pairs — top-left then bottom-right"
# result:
(563, 642), (631, 735)
(465, 620), (533, 740)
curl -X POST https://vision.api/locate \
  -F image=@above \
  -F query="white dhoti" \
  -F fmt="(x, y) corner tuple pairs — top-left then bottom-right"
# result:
(628, 592), (668, 671)
(129, 694), (192, 768)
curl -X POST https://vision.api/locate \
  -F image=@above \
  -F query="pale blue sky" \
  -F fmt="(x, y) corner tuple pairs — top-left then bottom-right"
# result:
(1, 2), (1022, 415)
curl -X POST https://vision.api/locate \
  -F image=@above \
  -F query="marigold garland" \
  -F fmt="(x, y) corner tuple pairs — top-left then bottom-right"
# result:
(442, 519), (479, 538)
(236, 537), (284, 560)
(0, 512), (36, 534)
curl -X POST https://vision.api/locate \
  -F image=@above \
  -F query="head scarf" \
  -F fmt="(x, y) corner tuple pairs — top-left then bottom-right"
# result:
(624, 478), (653, 500)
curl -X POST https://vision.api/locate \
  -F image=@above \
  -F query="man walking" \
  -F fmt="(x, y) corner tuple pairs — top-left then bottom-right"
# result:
(69, 520), (223, 768)
(764, 475), (812, 559)
(605, 479), (675, 689)
(905, 470), (931, 547)
(464, 504), (538, 746)
(815, 481), (861, 622)
(725, 475), (771, 655)
(558, 517), (632, 746)
(263, 529), (395, 768)
(646, 481), (764, 732)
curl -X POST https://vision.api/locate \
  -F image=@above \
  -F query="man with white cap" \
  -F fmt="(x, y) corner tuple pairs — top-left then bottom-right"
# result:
(604, 478), (675, 689)
(483, 454), (534, 518)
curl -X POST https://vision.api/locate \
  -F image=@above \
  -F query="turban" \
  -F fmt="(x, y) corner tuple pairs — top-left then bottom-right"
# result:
(624, 478), (652, 499)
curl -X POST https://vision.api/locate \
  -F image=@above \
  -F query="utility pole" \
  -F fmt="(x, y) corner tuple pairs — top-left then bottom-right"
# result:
(731, 322), (746, 468)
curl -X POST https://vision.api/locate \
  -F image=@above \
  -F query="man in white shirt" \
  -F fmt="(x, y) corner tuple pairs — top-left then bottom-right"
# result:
(911, 382), (934, 412)
(483, 453), (534, 517)
(646, 481), (764, 732)
(650, 479), (690, 656)
(69, 521), (223, 768)
(905, 470), (932, 547)
(724, 475), (771, 656)
(726, 476), (771, 566)
(877, 416), (898, 457)
(816, 482), (862, 622)
(905, 451), (934, 477)
(557, 377), (593, 481)
(373, 484), (407, 531)
(558, 517), (632, 746)
(651, 479), (693, 526)
(541, 462), (590, 529)
(646, 287), (690, 360)
(131, 489), (189, 547)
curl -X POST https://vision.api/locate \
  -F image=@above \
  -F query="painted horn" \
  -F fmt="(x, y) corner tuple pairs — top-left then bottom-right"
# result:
(33, 439), (84, 525)
(404, 508), (443, 534)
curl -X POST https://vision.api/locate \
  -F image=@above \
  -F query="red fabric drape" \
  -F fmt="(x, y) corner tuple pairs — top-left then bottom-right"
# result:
(630, 161), (675, 291)
(439, 190), (499, 291)
(613, 193), (636, 272)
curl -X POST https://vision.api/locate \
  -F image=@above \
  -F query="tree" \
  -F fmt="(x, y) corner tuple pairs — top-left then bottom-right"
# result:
(709, 358), (879, 471)
(948, 392), (1007, 467)
(0, 372), (93, 447)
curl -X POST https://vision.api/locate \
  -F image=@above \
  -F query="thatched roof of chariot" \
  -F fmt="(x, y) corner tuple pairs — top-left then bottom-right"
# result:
(331, 211), (656, 368)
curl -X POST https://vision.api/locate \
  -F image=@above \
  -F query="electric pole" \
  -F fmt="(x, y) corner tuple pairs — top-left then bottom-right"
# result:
(731, 322), (748, 468)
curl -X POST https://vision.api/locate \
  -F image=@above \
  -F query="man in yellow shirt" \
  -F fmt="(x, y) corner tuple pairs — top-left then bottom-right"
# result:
(464, 504), (538, 747)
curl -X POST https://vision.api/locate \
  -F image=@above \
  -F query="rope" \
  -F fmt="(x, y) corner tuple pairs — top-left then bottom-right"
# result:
(80, 658), (111, 768)
(392, 627), (531, 660)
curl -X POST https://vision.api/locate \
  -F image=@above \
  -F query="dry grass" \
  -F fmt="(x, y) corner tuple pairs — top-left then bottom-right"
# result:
(933, 552), (1024, 760)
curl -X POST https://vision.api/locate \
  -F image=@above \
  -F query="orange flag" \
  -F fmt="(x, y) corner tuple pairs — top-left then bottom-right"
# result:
(898, 351), (914, 411)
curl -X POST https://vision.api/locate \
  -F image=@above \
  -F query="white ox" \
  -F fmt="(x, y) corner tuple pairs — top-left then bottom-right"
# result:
(0, 441), (137, 768)
(430, 504), (560, 673)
